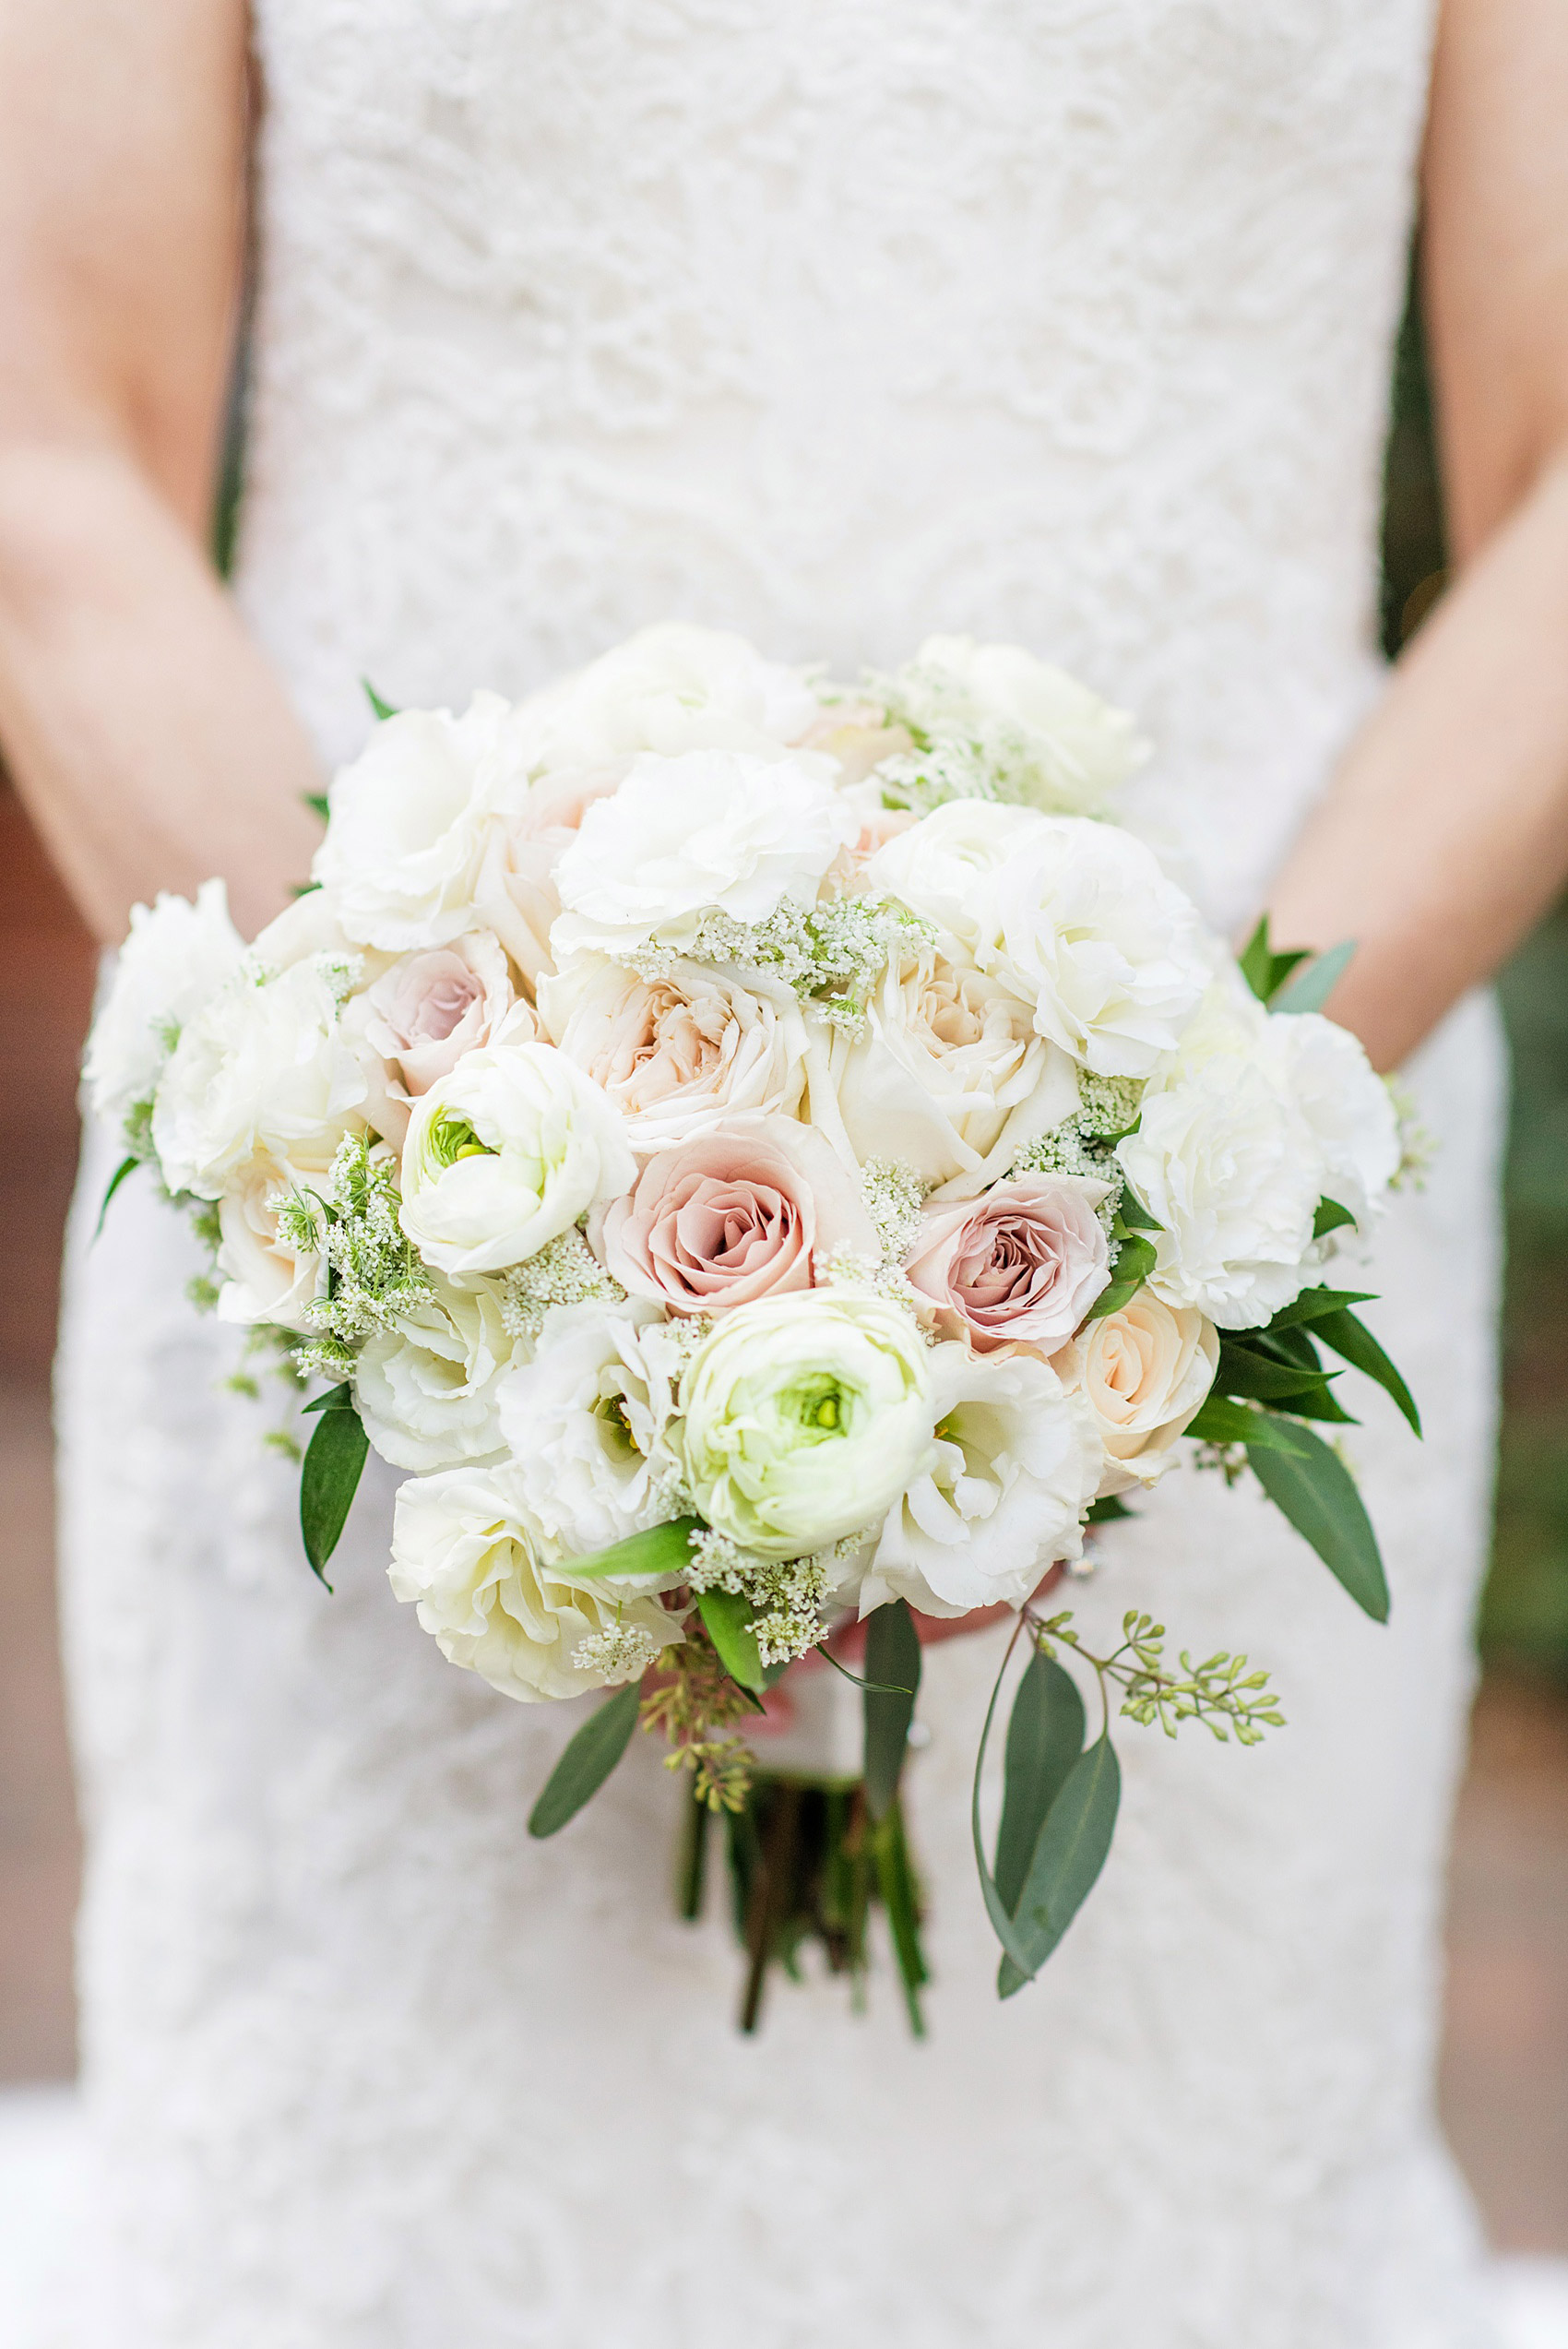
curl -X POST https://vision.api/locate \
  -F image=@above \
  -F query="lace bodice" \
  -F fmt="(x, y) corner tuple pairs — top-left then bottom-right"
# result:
(53, 5), (1521, 2344)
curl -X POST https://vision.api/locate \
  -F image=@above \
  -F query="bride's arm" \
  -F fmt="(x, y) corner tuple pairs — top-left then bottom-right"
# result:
(0, 0), (322, 944)
(1265, 0), (1568, 1071)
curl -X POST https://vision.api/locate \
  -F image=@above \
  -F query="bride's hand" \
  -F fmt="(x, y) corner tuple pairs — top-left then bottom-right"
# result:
(1264, 0), (1568, 1072)
(0, 0), (324, 942)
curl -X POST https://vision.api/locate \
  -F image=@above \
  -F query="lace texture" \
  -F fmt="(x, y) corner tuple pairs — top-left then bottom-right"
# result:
(55, 3), (1515, 2343)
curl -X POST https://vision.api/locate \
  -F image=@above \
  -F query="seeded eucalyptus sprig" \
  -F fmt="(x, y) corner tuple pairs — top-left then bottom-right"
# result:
(1031, 1609), (1286, 1746)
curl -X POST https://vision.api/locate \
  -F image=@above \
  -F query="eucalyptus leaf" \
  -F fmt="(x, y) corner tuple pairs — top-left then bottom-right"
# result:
(557, 1517), (700, 1581)
(999, 1735), (1122, 1996)
(1313, 1308), (1421, 1437)
(362, 678), (398, 721)
(697, 1586), (767, 1692)
(1238, 913), (1313, 1006)
(1265, 1285), (1377, 1331)
(93, 1153), (144, 1241)
(970, 1644), (1048, 1979)
(1185, 1396), (1308, 1452)
(863, 1600), (921, 1821)
(1313, 1196), (1357, 1239)
(302, 1380), (354, 1417)
(1265, 1382), (1357, 1426)
(299, 1390), (369, 1587)
(1216, 1342), (1341, 1404)
(994, 1651), (1085, 1915)
(1272, 938), (1356, 1015)
(1246, 1419), (1390, 1621)
(527, 1682), (642, 1838)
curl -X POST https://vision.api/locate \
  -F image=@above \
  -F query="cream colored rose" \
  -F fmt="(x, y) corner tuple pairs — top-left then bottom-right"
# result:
(538, 954), (808, 1151)
(213, 1151), (329, 1331)
(354, 1273), (527, 1473)
(471, 766), (624, 989)
(387, 1463), (683, 1703)
(1056, 1294), (1218, 1493)
(831, 938), (1078, 1191)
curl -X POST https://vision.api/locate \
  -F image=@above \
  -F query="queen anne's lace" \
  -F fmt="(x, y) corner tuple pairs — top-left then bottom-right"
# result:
(52, 5), (1517, 2344)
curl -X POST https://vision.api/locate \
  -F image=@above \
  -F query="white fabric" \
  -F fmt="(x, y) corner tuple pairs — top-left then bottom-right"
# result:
(47, 2), (1528, 2342)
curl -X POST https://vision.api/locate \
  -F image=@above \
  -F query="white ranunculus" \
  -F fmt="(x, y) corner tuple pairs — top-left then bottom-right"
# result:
(831, 936), (1079, 1190)
(550, 748), (855, 958)
(538, 953), (808, 1150)
(1119, 1040), (1324, 1331)
(680, 1292), (934, 1559)
(151, 958), (368, 1200)
(213, 1150), (330, 1331)
(886, 636), (1150, 814)
(313, 691), (528, 951)
(508, 623), (820, 772)
(84, 879), (244, 1127)
(1055, 1294), (1218, 1493)
(354, 1273), (526, 1472)
(868, 800), (1039, 961)
(1264, 1011), (1399, 1231)
(398, 1040), (635, 1278)
(388, 1463), (683, 1703)
(861, 1345), (1102, 1616)
(496, 1302), (684, 1561)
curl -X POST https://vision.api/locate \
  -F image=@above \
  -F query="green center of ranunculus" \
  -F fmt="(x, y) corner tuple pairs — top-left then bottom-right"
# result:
(786, 1376), (849, 1438)
(428, 1113), (495, 1169)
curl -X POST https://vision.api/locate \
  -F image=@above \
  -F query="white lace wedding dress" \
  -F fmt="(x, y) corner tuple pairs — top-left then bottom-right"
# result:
(42, 3), (1544, 2343)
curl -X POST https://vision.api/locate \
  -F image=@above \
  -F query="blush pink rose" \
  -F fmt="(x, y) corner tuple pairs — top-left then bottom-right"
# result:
(350, 931), (531, 1148)
(473, 767), (625, 986)
(592, 1115), (878, 1315)
(904, 1173), (1111, 1353)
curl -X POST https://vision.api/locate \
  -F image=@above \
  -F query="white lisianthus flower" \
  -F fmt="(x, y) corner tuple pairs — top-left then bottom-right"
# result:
(387, 1463), (682, 1703)
(551, 748), (855, 958)
(496, 1302), (685, 1561)
(538, 953), (808, 1150)
(861, 1346), (1102, 1616)
(831, 936), (1078, 1190)
(354, 1272), (526, 1472)
(399, 1041), (635, 1278)
(679, 1292), (934, 1560)
(889, 636), (1150, 814)
(1264, 1011), (1399, 1230)
(313, 691), (529, 951)
(1054, 1295), (1218, 1493)
(509, 622), (821, 771)
(213, 1149), (331, 1330)
(84, 879), (244, 1126)
(151, 958), (368, 1199)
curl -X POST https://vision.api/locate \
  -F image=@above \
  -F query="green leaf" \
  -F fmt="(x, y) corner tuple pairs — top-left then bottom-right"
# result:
(1246, 1419), (1390, 1622)
(1086, 1493), (1136, 1524)
(527, 1682), (642, 1838)
(863, 1599), (921, 1821)
(993, 1651), (1085, 1916)
(1313, 1308), (1421, 1437)
(301, 1380), (354, 1417)
(1114, 1187), (1160, 1233)
(697, 1586), (767, 1692)
(1216, 1341), (1341, 1404)
(1272, 939), (1356, 1015)
(999, 1735), (1121, 1996)
(93, 1153), (144, 1241)
(303, 791), (330, 823)
(556, 1517), (700, 1581)
(1265, 1284), (1377, 1331)
(362, 678), (398, 721)
(971, 1644), (1049, 1980)
(1265, 1382), (1357, 1426)
(1185, 1396), (1308, 1452)
(1083, 1232), (1157, 1322)
(871, 1803), (928, 2037)
(1238, 913), (1313, 1006)
(1313, 1197), (1357, 1239)
(298, 1389), (369, 1587)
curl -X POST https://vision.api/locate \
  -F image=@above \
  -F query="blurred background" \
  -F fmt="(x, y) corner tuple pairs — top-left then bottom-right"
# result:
(2, 260), (1566, 2246)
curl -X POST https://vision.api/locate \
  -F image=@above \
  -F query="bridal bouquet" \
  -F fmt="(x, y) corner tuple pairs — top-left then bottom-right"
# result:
(86, 626), (1417, 2032)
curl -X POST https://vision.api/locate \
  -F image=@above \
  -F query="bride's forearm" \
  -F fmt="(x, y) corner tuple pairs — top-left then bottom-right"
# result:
(1265, 450), (1568, 1070)
(0, 440), (323, 944)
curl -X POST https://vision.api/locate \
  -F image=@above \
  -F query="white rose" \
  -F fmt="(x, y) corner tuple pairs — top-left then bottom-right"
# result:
(213, 1150), (330, 1331)
(550, 748), (855, 958)
(354, 1272), (526, 1472)
(886, 636), (1149, 814)
(496, 1302), (684, 1560)
(387, 1463), (682, 1703)
(313, 691), (528, 951)
(831, 936), (1078, 1190)
(151, 957), (368, 1199)
(398, 1040), (635, 1278)
(538, 953), (808, 1150)
(868, 800), (1038, 961)
(84, 879), (244, 1127)
(680, 1291), (934, 1559)
(1264, 1011), (1399, 1230)
(509, 623), (820, 772)
(1054, 1295), (1218, 1493)
(862, 1345), (1102, 1616)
